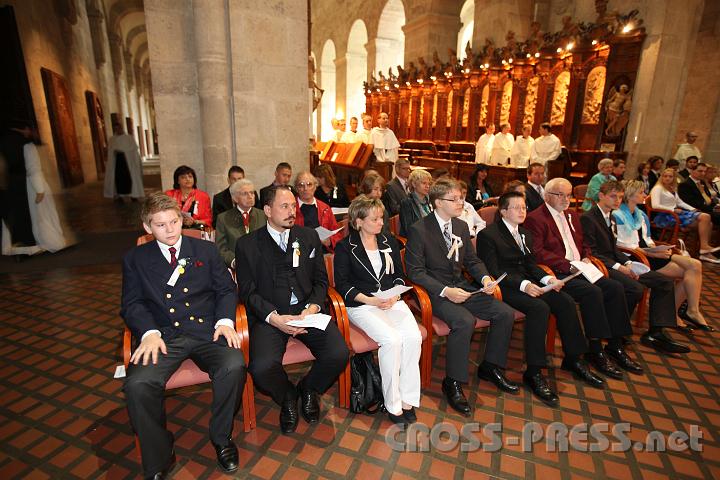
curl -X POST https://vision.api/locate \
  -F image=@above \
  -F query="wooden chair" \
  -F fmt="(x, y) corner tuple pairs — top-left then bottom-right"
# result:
(337, 218), (350, 238)
(478, 206), (498, 226)
(323, 254), (429, 402)
(122, 303), (256, 434)
(617, 246), (652, 327)
(572, 184), (593, 212)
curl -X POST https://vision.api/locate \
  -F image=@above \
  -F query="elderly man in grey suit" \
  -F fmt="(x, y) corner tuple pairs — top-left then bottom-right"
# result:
(382, 158), (412, 216)
(215, 179), (266, 268)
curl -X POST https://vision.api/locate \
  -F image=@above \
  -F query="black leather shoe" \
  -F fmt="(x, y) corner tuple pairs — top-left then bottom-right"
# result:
(146, 452), (176, 480)
(441, 377), (471, 416)
(641, 330), (691, 354)
(477, 365), (520, 393)
(280, 387), (299, 434)
(298, 383), (320, 424)
(403, 407), (417, 424)
(523, 372), (558, 406)
(604, 346), (644, 374)
(561, 358), (605, 388)
(586, 351), (623, 380)
(213, 440), (239, 473)
(388, 411), (408, 426)
(678, 311), (715, 332)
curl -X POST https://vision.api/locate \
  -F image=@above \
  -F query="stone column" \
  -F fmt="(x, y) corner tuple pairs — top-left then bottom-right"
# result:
(192, 0), (234, 197)
(402, 13), (460, 67)
(473, 0), (533, 46)
(144, 0), (204, 190)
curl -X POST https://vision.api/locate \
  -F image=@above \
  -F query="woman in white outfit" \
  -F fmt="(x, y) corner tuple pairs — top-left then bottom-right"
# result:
(333, 195), (422, 425)
(2, 133), (67, 255)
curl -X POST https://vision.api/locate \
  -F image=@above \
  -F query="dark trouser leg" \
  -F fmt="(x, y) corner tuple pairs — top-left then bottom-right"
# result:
(462, 294), (516, 369)
(430, 297), (476, 383)
(609, 270), (643, 321)
(499, 289), (549, 367)
(248, 321), (291, 405)
(637, 271), (677, 328)
(123, 337), (189, 476)
(296, 321), (350, 394)
(541, 290), (588, 357)
(561, 276), (630, 338)
(190, 338), (247, 445)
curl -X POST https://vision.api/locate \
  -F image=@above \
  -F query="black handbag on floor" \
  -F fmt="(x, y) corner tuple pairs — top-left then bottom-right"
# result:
(349, 351), (385, 414)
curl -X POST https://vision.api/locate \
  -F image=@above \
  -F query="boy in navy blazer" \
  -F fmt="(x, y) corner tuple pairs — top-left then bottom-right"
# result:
(122, 193), (246, 479)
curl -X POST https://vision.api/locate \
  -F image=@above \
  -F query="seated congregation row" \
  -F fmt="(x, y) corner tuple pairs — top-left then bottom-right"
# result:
(123, 160), (713, 477)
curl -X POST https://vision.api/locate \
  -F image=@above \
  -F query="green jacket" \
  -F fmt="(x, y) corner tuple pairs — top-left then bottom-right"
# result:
(215, 207), (267, 267)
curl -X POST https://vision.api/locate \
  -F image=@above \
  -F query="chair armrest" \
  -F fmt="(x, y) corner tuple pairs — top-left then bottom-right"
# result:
(588, 256), (609, 277)
(236, 304), (251, 365)
(537, 264), (556, 277)
(326, 286), (352, 350)
(618, 246), (650, 267)
(405, 280), (433, 336)
(123, 326), (132, 369)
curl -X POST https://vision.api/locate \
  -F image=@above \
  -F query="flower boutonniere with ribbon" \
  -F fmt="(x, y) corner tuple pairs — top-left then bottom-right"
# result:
(446, 234), (463, 262)
(292, 240), (301, 268)
(379, 247), (394, 275)
(168, 257), (195, 286)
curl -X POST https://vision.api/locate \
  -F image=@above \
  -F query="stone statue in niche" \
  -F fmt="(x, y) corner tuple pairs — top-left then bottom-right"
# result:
(308, 56), (323, 112)
(500, 82), (513, 125)
(523, 76), (540, 127)
(550, 71), (571, 125)
(604, 84), (632, 138)
(581, 67), (606, 124)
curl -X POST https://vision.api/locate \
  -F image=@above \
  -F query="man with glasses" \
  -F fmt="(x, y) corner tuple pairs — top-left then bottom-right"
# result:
(235, 185), (349, 434)
(477, 192), (603, 405)
(406, 178), (516, 416)
(581, 181), (689, 354)
(215, 179), (266, 268)
(524, 178), (639, 380)
(293, 171), (343, 252)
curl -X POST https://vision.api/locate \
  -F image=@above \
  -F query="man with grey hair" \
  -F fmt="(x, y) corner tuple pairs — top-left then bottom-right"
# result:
(216, 178), (266, 268)
(674, 131), (702, 169)
(524, 177), (639, 380)
(293, 171), (342, 251)
(382, 158), (412, 216)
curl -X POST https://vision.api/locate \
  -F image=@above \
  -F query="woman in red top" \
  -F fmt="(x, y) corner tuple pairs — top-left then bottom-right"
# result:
(165, 165), (212, 228)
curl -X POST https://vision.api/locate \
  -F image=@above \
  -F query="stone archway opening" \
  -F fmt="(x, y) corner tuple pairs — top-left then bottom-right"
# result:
(346, 19), (368, 122)
(320, 39), (337, 141)
(457, 0), (474, 62)
(375, 0), (405, 76)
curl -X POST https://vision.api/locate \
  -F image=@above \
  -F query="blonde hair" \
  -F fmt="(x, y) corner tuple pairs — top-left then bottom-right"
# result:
(348, 194), (385, 230)
(141, 193), (181, 225)
(622, 179), (645, 202)
(408, 169), (432, 192)
(659, 167), (678, 192)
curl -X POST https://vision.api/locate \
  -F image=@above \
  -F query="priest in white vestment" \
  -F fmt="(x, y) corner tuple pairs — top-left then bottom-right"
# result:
(333, 118), (346, 142)
(510, 125), (535, 166)
(370, 112), (400, 163)
(673, 131), (702, 169)
(341, 116), (370, 143)
(530, 122), (562, 166)
(489, 124), (515, 165)
(475, 124), (495, 164)
(103, 123), (144, 200)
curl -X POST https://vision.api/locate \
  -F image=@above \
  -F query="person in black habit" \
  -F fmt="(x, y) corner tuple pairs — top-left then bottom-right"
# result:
(0, 121), (37, 253)
(121, 193), (246, 479)
(405, 178), (516, 416)
(581, 180), (689, 355)
(235, 185), (349, 434)
(477, 192), (604, 405)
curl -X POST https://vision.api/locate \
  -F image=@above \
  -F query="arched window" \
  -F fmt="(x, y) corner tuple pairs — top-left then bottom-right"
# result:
(375, 0), (405, 75)
(320, 40), (336, 141)
(346, 20), (369, 122)
(457, 0), (474, 62)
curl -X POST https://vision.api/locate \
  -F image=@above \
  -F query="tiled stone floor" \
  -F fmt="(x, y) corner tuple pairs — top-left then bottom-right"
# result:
(1, 178), (718, 479)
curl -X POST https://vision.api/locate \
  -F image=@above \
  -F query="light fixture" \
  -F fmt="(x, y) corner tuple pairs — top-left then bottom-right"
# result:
(394, 83), (399, 88)
(526, 53), (531, 58)
(534, 52), (540, 58)
(430, 75), (436, 81)
(556, 47), (562, 53)
(622, 23), (633, 33)
(418, 78), (424, 84)
(484, 63), (489, 68)
(508, 58), (513, 64)
(384, 85), (390, 90)
(592, 39), (598, 45)
(502, 59), (506, 65)
(406, 81), (411, 86)
(566, 42), (574, 50)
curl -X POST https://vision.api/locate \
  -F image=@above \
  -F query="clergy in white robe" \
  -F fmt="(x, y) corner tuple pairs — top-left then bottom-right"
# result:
(530, 123), (562, 166)
(510, 125), (535, 166)
(489, 124), (514, 165)
(475, 124), (495, 164)
(370, 112), (400, 163)
(103, 126), (144, 200)
(674, 132), (702, 169)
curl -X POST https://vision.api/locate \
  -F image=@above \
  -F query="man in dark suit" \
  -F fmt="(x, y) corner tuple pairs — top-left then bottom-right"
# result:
(477, 192), (604, 404)
(406, 178), (516, 416)
(647, 155), (664, 190)
(259, 162), (296, 207)
(382, 157), (412, 216)
(524, 178), (639, 380)
(215, 178), (266, 267)
(122, 193), (246, 479)
(235, 186), (349, 434)
(212, 166), (243, 227)
(677, 155), (699, 181)
(581, 181), (689, 354)
(679, 162), (720, 225)
(524, 162), (545, 212)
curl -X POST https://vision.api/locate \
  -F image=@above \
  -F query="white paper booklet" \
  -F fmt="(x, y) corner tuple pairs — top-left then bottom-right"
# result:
(315, 226), (343, 241)
(628, 261), (650, 276)
(373, 285), (413, 299)
(569, 260), (603, 284)
(287, 313), (332, 330)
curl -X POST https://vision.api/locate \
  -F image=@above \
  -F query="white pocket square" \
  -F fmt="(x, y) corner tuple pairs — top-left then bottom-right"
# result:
(309, 248), (316, 258)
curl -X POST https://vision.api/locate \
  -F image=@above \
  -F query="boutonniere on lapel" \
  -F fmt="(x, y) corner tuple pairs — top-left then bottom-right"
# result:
(446, 234), (463, 262)
(292, 240), (301, 268)
(168, 257), (196, 286)
(379, 247), (394, 274)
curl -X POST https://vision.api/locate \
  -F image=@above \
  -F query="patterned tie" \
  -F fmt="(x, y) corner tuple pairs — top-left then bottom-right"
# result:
(443, 222), (452, 251)
(279, 232), (287, 252)
(242, 211), (250, 233)
(560, 214), (581, 261)
(512, 229), (523, 251)
(168, 246), (177, 267)
(697, 181), (712, 205)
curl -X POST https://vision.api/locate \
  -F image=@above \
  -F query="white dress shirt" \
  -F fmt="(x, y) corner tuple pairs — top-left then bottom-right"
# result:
(649, 185), (696, 212)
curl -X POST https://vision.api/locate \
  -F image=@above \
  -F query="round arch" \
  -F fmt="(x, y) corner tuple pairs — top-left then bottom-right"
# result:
(375, 0), (405, 76)
(346, 20), (368, 122)
(320, 39), (337, 141)
(457, 0), (474, 61)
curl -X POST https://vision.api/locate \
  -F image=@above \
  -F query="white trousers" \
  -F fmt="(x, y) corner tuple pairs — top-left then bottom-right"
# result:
(347, 301), (422, 415)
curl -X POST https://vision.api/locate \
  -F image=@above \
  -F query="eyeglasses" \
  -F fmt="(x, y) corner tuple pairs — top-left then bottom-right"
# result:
(296, 182), (316, 189)
(439, 197), (464, 204)
(546, 192), (573, 200)
(505, 205), (527, 211)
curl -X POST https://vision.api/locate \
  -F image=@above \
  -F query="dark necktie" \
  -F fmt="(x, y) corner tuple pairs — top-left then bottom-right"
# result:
(168, 246), (177, 267)
(443, 222), (452, 251)
(242, 211), (249, 232)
